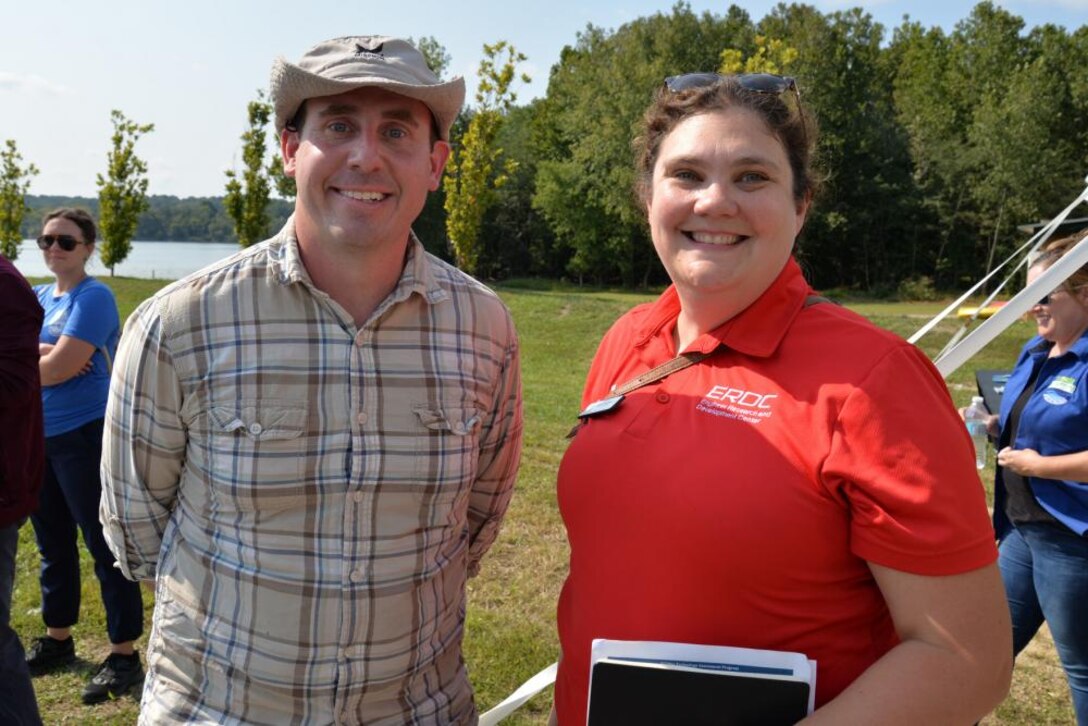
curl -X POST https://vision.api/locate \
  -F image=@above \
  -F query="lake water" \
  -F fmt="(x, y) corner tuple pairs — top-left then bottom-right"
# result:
(11, 239), (241, 281)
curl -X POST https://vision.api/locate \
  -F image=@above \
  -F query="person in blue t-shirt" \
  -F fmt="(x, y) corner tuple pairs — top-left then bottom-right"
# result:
(984, 230), (1088, 725)
(27, 208), (144, 705)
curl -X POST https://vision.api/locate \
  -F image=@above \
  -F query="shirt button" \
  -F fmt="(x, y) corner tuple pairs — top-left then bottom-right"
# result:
(249, 423), (263, 435)
(655, 392), (670, 403)
(356, 412), (368, 425)
(350, 569), (363, 582)
(352, 491), (364, 504)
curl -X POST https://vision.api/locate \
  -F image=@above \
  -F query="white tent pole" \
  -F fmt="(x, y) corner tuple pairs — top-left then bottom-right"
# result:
(909, 182), (1088, 348)
(936, 230), (1088, 378)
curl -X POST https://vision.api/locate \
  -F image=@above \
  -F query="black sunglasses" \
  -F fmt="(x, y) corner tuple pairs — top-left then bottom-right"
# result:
(664, 72), (799, 97)
(1037, 285), (1081, 305)
(37, 234), (84, 251)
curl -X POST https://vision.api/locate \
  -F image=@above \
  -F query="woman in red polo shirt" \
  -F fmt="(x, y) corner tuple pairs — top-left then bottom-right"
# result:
(552, 74), (1011, 724)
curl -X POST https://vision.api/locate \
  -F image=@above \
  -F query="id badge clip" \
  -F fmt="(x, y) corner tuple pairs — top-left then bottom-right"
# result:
(578, 394), (625, 419)
(567, 394), (625, 439)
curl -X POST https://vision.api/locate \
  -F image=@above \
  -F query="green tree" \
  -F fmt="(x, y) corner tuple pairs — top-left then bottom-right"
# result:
(532, 3), (754, 284)
(268, 151), (296, 200)
(410, 35), (452, 78)
(443, 40), (529, 275)
(478, 101), (558, 278)
(889, 2), (1086, 289)
(0, 139), (39, 260)
(759, 5), (920, 292)
(225, 90), (274, 247)
(96, 110), (154, 274)
(720, 34), (798, 74)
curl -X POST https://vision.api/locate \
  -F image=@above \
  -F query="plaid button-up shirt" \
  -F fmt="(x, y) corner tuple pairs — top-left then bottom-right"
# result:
(101, 221), (523, 724)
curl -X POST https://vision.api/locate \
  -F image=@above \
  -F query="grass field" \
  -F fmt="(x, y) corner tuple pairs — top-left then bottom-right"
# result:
(12, 276), (1075, 724)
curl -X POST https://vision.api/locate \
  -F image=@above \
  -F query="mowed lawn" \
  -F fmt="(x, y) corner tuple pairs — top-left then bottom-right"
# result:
(12, 276), (1074, 724)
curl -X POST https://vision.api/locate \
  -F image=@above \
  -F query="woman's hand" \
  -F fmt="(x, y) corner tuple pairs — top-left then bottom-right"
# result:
(996, 446), (1044, 477)
(38, 335), (96, 385)
(957, 408), (1000, 438)
(996, 446), (1088, 482)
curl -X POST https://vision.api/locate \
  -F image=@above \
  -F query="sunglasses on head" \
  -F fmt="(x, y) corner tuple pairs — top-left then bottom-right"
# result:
(664, 72), (799, 96)
(37, 234), (84, 251)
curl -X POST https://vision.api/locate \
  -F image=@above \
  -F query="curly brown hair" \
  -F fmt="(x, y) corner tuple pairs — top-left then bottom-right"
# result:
(633, 76), (820, 206)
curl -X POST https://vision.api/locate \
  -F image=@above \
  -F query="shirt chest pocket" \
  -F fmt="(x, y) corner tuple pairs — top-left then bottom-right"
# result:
(363, 405), (483, 537)
(412, 405), (482, 479)
(205, 401), (309, 512)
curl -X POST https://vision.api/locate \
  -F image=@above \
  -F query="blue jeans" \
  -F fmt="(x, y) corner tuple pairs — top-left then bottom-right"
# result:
(999, 523), (1088, 724)
(0, 521), (42, 725)
(30, 418), (143, 644)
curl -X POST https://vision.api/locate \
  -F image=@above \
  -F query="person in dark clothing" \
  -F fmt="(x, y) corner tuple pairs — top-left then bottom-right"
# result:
(0, 253), (44, 726)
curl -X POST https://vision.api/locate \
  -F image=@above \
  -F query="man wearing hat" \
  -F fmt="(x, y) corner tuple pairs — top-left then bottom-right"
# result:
(101, 36), (523, 724)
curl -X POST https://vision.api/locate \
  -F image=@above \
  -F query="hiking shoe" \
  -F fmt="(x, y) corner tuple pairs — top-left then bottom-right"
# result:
(25, 635), (76, 675)
(81, 652), (144, 704)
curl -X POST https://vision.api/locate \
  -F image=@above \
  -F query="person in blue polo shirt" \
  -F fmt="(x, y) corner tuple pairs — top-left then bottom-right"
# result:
(27, 208), (143, 705)
(990, 230), (1088, 724)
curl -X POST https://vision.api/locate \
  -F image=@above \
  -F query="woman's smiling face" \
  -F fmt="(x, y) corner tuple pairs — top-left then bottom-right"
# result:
(1027, 262), (1088, 347)
(646, 106), (808, 306)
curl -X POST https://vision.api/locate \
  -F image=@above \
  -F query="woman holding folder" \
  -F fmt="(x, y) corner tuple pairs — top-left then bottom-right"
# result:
(552, 73), (1011, 724)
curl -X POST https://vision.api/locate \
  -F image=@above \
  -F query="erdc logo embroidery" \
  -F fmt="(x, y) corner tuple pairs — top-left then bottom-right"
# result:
(696, 385), (777, 424)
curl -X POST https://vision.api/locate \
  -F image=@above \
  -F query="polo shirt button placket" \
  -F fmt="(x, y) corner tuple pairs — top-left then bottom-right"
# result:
(655, 391), (670, 404)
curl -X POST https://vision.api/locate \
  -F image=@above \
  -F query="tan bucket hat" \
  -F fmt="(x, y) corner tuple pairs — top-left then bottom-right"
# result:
(270, 35), (465, 140)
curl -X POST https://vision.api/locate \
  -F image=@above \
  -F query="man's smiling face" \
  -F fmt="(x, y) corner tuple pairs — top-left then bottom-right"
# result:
(282, 86), (449, 258)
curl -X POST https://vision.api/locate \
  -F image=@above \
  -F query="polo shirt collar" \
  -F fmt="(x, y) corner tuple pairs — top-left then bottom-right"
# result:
(1028, 328), (1088, 360)
(635, 258), (813, 359)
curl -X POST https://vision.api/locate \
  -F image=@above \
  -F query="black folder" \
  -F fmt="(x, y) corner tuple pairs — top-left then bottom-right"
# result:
(975, 369), (1013, 415)
(586, 658), (810, 726)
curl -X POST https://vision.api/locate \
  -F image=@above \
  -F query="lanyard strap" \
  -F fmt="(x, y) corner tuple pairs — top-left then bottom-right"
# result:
(608, 294), (832, 397)
(610, 350), (710, 396)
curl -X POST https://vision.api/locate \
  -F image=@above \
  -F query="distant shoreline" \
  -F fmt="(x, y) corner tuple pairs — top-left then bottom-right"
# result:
(13, 239), (240, 281)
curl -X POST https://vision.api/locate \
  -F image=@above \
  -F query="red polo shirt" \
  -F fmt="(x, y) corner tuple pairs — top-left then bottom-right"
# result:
(554, 258), (997, 723)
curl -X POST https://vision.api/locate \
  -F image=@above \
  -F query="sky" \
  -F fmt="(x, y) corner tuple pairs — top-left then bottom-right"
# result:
(2, 0), (1084, 198)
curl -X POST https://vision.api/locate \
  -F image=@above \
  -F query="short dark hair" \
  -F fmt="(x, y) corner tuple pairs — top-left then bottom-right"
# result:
(42, 207), (96, 245)
(633, 76), (820, 206)
(285, 99), (442, 147)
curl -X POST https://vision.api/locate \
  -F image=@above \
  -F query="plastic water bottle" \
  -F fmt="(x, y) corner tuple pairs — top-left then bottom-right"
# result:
(964, 396), (989, 470)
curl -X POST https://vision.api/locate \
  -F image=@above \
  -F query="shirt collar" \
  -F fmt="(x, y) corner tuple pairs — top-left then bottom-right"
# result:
(635, 258), (813, 359)
(268, 217), (449, 307)
(396, 232), (450, 306)
(1029, 328), (1088, 360)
